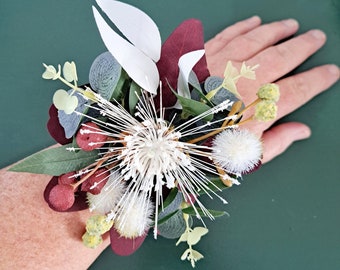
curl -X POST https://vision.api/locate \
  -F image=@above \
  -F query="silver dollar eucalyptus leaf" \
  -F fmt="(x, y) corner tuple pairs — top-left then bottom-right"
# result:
(158, 210), (193, 239)
(205, 76), (243, 106)
(58, 90), (88, 138)
(89, 51), (122, 100)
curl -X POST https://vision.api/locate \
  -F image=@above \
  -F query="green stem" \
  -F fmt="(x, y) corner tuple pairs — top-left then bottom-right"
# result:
(58, 76), (85, 95)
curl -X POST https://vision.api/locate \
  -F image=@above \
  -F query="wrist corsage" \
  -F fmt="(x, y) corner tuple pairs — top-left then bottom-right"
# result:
(10, 0), (280, 267)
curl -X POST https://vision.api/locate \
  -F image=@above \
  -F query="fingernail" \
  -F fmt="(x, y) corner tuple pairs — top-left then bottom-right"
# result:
(282, 19), (298, 28)
(328, 64), (340, 77)
(309, 29), (326, 40)
(247, 15), (261, 25)
(296, 126), (312, 140)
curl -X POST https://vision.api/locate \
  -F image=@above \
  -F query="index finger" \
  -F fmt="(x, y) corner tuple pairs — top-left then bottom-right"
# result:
(205, 16), (261, 56)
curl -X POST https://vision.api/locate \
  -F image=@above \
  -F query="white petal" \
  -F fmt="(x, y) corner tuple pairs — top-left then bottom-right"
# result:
(92, 6), (159, 94)
(177, 50), (205, 97)
(95, 0), (161, 62)
(174, 50), (205, 109)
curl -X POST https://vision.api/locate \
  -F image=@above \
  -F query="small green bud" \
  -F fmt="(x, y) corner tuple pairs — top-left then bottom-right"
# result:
(257, 83), (280, 102)
(254, 100), (277, 121)
(82, 232), (103, 249)
(86, 215), (114, 235)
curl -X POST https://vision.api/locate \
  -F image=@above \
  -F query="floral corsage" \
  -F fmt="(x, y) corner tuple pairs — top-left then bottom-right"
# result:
(10, 0), (280, 267)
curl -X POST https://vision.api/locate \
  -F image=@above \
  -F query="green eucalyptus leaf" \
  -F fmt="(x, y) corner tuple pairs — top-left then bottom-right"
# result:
(157, 188), (183, 225)
(182, 206), (228, 218)
(158, 210), (179, 225)
(191, 249), (204, 260)
(42, 64), (56, 79)
(111, 69), (129, 101)
(58, 90), (88, 138)
(161, 188), (181, 211)
(188, 71), (202, 92)
(63, 61), (78, 83)
(42, 63), (60, 80)
(9, 144), (99, 175)
(198, 177), (233, 194)
(175, 94), (213, 121)
(187, 227), (208, 246)
(53, 89), (78, 114)
(129, 81), (142, 114)
(158, 210), (187, 239)
(180, 248), (191, 260)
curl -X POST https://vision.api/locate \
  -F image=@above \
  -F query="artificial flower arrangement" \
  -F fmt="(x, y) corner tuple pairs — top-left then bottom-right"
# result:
(10, 0), (280, 267)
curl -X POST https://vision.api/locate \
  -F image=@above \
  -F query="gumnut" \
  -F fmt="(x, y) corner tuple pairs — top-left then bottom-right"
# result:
(81, 168), (110, 195)
(44, 176), (89, 212)
(76, 122), (108, 151)
(48, 184), (75, 211)
(58, 171), (77, 185)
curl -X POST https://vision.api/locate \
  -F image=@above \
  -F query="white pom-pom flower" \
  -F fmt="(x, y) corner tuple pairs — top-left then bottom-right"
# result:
(87, 171), (126, 214)
(212, 128), (262, 174)
(113, 194), (154, 238)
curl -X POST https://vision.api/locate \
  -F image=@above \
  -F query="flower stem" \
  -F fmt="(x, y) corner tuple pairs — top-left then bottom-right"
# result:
(71, 152), (113, 190)
(237, 98), (261, 118)
(187, 101), (243, 144)
(58, 76), (85, 95)
(227, 98), (261, 126)
(215, 165), (233, 187)
(237, 115), (255, 126)
(221, 100), (243, 127)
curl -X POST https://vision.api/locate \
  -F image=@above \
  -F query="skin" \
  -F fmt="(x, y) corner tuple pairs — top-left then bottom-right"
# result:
(205, 16), (339, 162)
(0, 17), (339, 269)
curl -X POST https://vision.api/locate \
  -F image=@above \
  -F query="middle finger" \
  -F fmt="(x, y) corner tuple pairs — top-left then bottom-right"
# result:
(223, 19), (299, 61)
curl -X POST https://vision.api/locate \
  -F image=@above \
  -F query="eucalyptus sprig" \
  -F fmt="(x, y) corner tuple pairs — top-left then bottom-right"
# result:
(206, 61), (259, 100)
(176, 213), (208, 268)
(43, 61), (96, 114)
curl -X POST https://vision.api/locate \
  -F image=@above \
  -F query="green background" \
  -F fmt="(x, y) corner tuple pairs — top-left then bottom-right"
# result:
(1, 0), (339, 269)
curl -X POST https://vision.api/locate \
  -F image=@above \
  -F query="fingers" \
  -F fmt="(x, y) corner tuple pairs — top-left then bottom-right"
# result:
(260, 64), (338, 162)
(261, 122), (311, 163)
(243, 64), (340, 134)
(276, 64), (340, 118)
(219, 19), (299, 61)
(204, 17), (339, 166)
(205, 16), (261, 56)
(206, 20), (328, 90)
(247, 29), (327, 85)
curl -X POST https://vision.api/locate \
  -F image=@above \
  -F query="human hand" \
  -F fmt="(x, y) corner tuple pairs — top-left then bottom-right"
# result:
(205, 16), (339, 163)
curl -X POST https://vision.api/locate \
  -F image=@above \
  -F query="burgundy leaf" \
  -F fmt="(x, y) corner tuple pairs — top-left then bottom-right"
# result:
(110, 227), (148, 256)
(44, 176), (88, 212)
(47, 104), (72, 145)
(244, 160), (262, 174)
(155, 19), (210, 108)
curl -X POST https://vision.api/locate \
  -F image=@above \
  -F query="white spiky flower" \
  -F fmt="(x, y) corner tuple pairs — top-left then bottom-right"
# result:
(78, 91), (235, 238)
(212, 128), (262, 174)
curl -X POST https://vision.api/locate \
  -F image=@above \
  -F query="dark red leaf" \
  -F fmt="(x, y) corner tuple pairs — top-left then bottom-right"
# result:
(44, 176), (88, 212)
(47, 104), (72, 145)
(155, 19), (210, 108)
(244, 160), (262, 174)
(110, 227), (148, 256)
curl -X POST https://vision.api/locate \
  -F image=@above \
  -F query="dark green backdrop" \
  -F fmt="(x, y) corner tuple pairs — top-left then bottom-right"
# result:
(1, 0), (339, 269)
